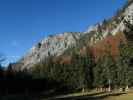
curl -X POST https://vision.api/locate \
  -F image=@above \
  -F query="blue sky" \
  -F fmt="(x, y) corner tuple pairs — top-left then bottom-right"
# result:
(0, 0), (126, 66)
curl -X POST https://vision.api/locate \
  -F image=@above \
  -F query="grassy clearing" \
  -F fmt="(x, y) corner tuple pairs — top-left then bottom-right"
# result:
(103, 92), (133, 100)
(45, 90), (133, 100)
(0, 90), (133, 100)
(45, 90), (101, 99)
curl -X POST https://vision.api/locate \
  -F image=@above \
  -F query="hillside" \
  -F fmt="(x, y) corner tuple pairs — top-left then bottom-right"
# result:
(9, 1), (133, 71)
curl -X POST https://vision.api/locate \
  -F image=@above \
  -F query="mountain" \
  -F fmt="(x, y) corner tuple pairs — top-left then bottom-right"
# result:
(10, 1), (133, 71)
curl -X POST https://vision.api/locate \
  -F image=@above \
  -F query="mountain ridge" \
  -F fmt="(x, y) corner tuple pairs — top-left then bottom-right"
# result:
(10, 1), (133, 71)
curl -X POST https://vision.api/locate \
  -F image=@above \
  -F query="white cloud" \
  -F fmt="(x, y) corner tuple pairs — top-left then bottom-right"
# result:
(2, 56), (20, 67)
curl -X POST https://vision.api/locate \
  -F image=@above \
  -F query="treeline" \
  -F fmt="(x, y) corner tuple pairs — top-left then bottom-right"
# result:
(32, 47), (94, 91)
(93, 42), (133, 89)
(0, 38), (132, 94)
(31, 41), (133, 92)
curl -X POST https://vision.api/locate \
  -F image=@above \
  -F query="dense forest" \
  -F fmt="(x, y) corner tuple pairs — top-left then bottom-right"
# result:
(31, 39), (133, 92)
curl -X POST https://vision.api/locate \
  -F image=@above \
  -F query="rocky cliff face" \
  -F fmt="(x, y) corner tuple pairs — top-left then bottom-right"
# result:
(16, 32), (85, 70)
(11, 1), (133, 71)
(123, 2), (133, 46)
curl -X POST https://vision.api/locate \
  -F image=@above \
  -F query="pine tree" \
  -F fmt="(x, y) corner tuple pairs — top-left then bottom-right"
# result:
(116, 42), (133, 88)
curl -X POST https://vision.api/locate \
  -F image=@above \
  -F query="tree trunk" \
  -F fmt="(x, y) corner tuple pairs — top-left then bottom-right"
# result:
(126, 85), (129, 92)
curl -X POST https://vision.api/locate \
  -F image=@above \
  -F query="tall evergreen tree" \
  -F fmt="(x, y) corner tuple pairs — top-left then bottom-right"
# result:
(116, 42), (133, 87)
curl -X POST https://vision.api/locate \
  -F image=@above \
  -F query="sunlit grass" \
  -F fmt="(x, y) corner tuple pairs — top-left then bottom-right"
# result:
(104, 92), (133, 100)
(45, 90), (133, 100)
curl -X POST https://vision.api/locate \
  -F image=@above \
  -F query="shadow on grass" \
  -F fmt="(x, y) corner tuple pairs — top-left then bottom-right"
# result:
(50, 92), (126, 100)
(0, 92), (126, 100)
(0, 95), (34, 100)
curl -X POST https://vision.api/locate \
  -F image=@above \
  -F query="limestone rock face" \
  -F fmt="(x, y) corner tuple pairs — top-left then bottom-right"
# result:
(86, 24), (99, 33)
(86, 1), (133, 45)
(123, 2), (133, 46)
(18, 32), (83, 70)
(124, 3), (133, 25)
